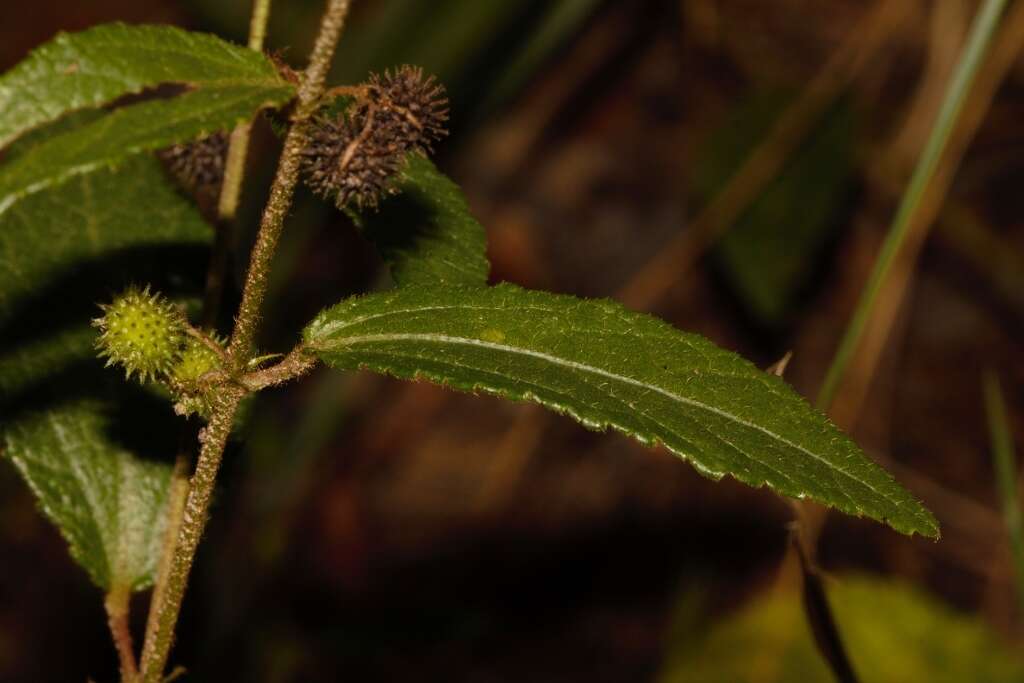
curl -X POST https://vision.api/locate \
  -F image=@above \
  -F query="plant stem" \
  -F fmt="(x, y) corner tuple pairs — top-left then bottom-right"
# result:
(217, 127), (255, 223)
(137, 1), (353, 679)
(138, 388), (246, 682)
(228, 0), (353, 367)
(790, 533), (859, 683)
(138, 0), (277, 670)
(247, 0), (272, 51)
(816, 0), (1008, 411)
(983, 371), (1024, 615)
(217, 0), (273, 222)
(240, 345), (317, 390)
(205, 0), (276, 327)
(105, 585), (138, 681)
(140, 450), (190, 658)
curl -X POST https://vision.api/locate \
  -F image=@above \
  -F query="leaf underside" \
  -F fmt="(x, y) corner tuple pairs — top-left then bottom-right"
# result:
(305, 284), (938, 538)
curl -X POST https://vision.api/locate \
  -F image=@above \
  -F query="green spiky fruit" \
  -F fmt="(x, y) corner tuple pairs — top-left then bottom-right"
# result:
(173, 335), (222, 385)
(169, 334), (226, 418)
(93, 286), (184, 382)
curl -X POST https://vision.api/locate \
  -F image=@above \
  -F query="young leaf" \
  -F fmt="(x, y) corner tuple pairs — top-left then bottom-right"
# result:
(355, 155), (490, 287)
(0, 155), (210, 589)
(0, 85), (291, 216)
(0, 23), (291, 149)
(304, 284), (938, 537)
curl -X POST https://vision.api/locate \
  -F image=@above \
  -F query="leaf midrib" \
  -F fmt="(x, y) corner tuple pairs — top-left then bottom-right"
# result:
(313, 330), (906, 512)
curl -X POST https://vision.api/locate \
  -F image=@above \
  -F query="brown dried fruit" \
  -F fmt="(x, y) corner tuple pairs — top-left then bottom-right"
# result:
(300, 66), (449, 210)
(158, 132), (229, 194)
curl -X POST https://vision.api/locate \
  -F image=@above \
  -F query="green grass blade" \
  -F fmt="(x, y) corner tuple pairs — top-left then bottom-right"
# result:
(983, 371), (1024, 613)
(817, 0), (1008, 410)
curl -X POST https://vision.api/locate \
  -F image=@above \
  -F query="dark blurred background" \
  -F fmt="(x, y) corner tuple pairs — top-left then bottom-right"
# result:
(2, 0), (1023, 681)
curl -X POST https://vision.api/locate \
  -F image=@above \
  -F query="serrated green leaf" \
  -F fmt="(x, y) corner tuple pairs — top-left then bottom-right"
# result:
(0, 22), (289, 149)
(304, 284), (938, 537)
(0, 154), (210, 590)
(5, 404), (172, 592)
(659, 575), (1024, 682)
(356, 155), (489, 287)
(0, 84), (291, 217)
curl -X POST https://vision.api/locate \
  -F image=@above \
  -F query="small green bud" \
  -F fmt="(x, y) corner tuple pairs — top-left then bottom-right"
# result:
(172, 335), (222, 385)
(169, 333), (226, 419)
(93, 286), (184, 382)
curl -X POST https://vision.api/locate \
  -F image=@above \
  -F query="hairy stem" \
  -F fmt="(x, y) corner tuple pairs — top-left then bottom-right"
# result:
(137, 1), (353, 679)
(138, 388), (245, 682)
(106, 585), (138, 681)
(240, 345), (318, 391)
(228, 0), (353, 366)
(141, 451), (190, 658)
(138, 0), (277, 672)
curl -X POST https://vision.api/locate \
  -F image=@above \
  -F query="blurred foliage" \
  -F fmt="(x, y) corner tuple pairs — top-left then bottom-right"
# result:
(3, 0), (1024, 681)
(697, 92), (856, 327)
(659, 575), (1024, 683)
(984, 372), (1024, 613)
(183, 0), (603, 127)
